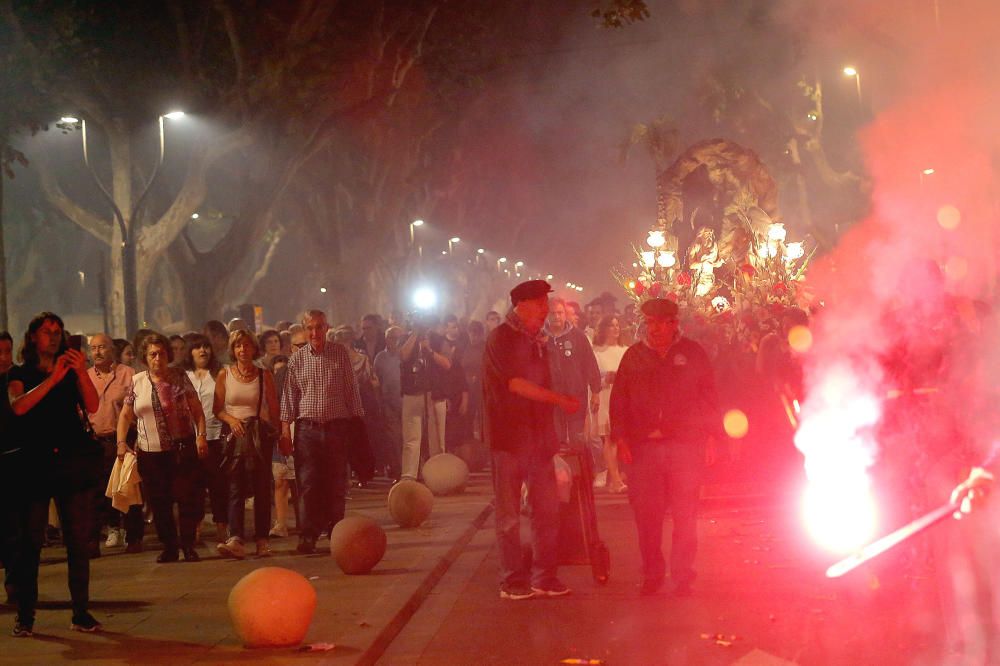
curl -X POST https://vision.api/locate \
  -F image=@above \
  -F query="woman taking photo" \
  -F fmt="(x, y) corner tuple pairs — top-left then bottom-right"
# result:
(181, 333), (229, 546)
(116, 333), (208, 563)
(7, 312), (101, 635)
(592, 315), (629, 493)
(214, 330), (279, 559)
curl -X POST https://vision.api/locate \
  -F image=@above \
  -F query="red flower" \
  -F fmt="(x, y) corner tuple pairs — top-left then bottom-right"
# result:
(741, 263), (756, 277)
(773, 282), (788, 294)
(634, 281), (645, 296)
(665, 291), (678, 302)
(769, 302), (785, 315)
(649, 282), (662, 297)
(677, 271), (692, 287)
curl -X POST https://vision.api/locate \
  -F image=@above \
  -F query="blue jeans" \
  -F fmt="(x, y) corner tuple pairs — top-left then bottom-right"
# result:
(491, 448), (560, 587)
(627, 440), (704, 585)
(295, 419), (349, 540)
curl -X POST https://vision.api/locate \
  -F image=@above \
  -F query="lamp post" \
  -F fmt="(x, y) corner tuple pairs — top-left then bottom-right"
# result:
(843, 66), (862, 107)
(497, 256), (507, 272)
(410, 219), (424, 259)
(67, 110), (185, 336)
(448, 236), (460, 254)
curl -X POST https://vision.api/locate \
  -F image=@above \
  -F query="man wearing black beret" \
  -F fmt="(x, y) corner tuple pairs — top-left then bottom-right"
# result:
(609, 298), (719, 596)
(483, 280), (581, 600)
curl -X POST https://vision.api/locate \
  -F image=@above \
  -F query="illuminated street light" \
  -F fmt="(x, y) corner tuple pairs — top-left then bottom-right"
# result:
(546, 274), (554, 280)
(60, 116), (80, 124)
(576, 286), (583, 292)
(922, 168), (935, 175)
(477, 248), (485, 254)
(409, 219), (424, 245)
(320, 287), (327, 293)
(843, 66), (862, 106)
(497, 257), (507, 271)
(191, 213), (199, 219)
(514, 261), (524, 268)
(163, 110), (186, 120)
(448, 237), (460, 254)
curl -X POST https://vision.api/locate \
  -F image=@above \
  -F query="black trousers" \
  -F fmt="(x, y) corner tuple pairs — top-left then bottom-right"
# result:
(201, 439), (229, 524)
(137, 449), (202, 551)
(12, 487), (93, 623)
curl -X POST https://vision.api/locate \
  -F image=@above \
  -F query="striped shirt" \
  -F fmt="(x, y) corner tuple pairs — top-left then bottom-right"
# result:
(280, 342), (364, 423)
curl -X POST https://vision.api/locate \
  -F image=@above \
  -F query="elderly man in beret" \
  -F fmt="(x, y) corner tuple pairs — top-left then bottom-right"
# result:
(484, 280), (581, 600)
(610, 298), (719, 596)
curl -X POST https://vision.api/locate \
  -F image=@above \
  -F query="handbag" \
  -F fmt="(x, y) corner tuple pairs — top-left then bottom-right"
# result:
(220, 371), (276, 478)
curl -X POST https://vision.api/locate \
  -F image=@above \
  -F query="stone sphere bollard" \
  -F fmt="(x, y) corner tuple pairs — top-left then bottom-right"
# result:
(387, 479), (434, 528)
(422, 453), (470, 496)
(329, 516), (387, 574)
(228, 567), (317, 648)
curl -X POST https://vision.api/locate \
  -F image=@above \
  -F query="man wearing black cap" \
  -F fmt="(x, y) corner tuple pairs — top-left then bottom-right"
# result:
(610, 298), (719, 596)
(484, 280), (581, 600)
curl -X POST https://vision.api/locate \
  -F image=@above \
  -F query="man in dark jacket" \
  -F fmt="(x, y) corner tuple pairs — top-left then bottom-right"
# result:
(610, 298), (719, 596)
(484, 280), (580, 601)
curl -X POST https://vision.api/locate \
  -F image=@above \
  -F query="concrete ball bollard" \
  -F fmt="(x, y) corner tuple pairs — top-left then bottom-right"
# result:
(329, 516), (387, 574)
(421, 453), (470, 496)
(228, 567), (317, 648)
(387, 479), (434, 527)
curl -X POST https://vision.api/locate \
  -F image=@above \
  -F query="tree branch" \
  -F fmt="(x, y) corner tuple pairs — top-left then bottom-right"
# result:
(36, 154), (112, 245)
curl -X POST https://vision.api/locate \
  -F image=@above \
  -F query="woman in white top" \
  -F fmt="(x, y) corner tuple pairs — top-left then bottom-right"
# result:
(592, 315), (629, 493)
(116, 333), (208, 563)
(214, 330), (279, 559)
(181, 333), (228, 546)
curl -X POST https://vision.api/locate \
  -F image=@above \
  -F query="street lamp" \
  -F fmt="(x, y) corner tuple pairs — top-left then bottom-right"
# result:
(448, 236), (460, 254)
(497, 257), (507, 271)
(409, 219), (424, 244)
(843, 66), (862, 106)
(65, 110), (185, 335)
(514, 261), (524, 269)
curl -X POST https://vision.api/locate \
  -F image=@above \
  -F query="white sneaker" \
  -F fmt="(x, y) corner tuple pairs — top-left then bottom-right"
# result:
(104, 529), (122, 548)
(216, 537), (246, 560)
(592, 470), (608, 488)
(269, 523), (288, 538)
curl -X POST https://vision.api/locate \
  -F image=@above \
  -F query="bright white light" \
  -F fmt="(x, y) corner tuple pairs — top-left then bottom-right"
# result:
(413, 287), (437, 310)
(498, 257), (507, 263)
(412, 219), (424, 227)
(515, 261), (524, 268)
(768, 223), (787, 242)
(576, 286), (583, 292)
(922, 168), (935, 176)
(450, 237), (461, 243)
(191, 213), (200, 219)
(441, 250), (448, 255)
(319, 287), (327, 293)
(641, 251), (655, 268)
(477, 248), (485, 254)
(163, 110), (186, 120)
(802, 480), (877, 554)
(646, 229), (666, 248)
(657, 251), (676, 268)
(566, 282), (574, 288)
(60, 116), (80, 124)
(843, 66), (858, 77)
(546, 274), (553, 280)
(785, 242), (804, 261)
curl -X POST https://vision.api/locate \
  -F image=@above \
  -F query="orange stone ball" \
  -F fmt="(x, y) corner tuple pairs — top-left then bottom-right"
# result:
(329, 516), (387, 574)
(227, 567), (317, 648)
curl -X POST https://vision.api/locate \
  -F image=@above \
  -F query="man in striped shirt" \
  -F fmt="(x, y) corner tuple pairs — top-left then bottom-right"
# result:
(280, 309), (364, 554)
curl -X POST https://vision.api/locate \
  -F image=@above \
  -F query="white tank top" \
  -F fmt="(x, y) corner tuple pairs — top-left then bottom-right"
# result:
(224, 367), (261, 421)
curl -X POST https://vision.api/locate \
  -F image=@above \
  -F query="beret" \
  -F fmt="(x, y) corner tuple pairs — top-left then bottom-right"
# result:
(640, 298), (679, 319)
(510, 279), (553, 306)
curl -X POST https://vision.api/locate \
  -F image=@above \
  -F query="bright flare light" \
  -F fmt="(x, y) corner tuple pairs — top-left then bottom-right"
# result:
(843, 66), (858, 77)
(413, 286), (437, 310)
(784, 242), (804, 261)
(641, 251), (656, 268)
(767, 223), (787, 242)
(657, 251), (676, 268)
(163, 110), (186, 119)
(796, 365), (881, 554)
(60, 116), (80, 124)
(412, 219), (424, 227)
(646, 229), (666, 248)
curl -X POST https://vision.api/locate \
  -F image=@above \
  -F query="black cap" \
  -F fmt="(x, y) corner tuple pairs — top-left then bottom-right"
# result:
(510, 279), (553, 306)
(640, 298), (679, 319)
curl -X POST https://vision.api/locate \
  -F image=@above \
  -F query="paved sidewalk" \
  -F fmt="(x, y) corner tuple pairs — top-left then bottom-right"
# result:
(0, 475), (494, 665)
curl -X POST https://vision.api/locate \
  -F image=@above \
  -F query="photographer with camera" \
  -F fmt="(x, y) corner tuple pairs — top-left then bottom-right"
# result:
(7, 313), (102, 635)
(399, 314), (451, 481)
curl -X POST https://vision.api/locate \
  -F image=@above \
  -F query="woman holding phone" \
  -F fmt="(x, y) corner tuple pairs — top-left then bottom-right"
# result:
(7, 312), (102, 636)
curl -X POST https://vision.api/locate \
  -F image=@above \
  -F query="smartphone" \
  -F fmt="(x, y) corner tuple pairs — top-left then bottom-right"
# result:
(67, 334), (84, 351)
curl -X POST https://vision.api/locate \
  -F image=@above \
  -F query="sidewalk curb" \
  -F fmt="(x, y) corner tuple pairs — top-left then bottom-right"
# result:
(353, 500), (495, 666)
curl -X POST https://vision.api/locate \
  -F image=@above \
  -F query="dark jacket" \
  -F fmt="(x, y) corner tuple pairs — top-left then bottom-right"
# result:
(609, 337), (719, 445)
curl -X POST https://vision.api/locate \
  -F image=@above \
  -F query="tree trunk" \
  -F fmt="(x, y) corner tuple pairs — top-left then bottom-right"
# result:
(0, 173), (7, 332)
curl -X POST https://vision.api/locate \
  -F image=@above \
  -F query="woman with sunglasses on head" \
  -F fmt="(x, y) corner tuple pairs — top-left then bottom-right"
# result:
(7, 312), (101, 636)
(182, 333), (229, 547)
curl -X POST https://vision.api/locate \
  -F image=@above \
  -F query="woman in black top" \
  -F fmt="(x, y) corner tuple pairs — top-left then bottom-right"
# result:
(7, 312), (101, 636)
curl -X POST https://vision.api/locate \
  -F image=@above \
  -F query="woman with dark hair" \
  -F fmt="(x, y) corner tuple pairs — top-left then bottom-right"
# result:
(7, 312), (101, 635)
(168, 335), (187, 366)
(116, 333), (208, 563)
(114, 338), (136, 370)
(214, 330), (279, 559)
(258, 329), (282, 370)
(181, 333), (229, 547)
(593, 315), (629, 493)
